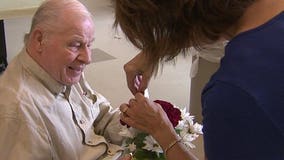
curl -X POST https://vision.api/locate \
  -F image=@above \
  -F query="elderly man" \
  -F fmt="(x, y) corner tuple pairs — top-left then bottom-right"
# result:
(0, 0), (125, 159)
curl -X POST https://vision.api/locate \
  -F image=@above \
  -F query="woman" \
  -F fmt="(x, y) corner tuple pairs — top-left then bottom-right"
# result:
(114, 0), (284, 159)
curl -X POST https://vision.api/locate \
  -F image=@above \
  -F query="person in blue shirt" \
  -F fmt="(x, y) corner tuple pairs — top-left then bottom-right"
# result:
(114, 0), (284, 159)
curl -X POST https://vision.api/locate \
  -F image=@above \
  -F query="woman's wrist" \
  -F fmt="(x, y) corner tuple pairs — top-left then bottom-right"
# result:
(164, 135), (182, 155)
(152, 122), (180, 151)
(150, 101), (181, 150)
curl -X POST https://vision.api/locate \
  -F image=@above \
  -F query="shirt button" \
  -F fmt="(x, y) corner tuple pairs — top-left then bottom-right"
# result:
(87, 140), (94, 145)
(79, 119), (85, 124)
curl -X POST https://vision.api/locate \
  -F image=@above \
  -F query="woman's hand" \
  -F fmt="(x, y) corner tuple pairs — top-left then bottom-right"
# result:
(124, 52), (153, 95)
(119, 93), (173, 136)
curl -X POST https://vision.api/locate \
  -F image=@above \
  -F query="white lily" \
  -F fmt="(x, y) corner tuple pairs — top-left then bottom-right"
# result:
(142, 135), (163, 153)
(128, 142), (136, 152)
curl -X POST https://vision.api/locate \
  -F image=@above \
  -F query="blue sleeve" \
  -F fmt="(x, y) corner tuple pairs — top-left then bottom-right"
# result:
(202, 81), (284, 160)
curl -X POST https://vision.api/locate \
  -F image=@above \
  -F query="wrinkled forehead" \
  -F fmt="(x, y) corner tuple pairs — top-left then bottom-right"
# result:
(52, 18), (94, 38)
(53, 6), (94, 32)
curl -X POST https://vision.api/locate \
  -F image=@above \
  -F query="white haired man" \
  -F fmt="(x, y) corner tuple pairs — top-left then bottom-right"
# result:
(0, 0), (127, 159)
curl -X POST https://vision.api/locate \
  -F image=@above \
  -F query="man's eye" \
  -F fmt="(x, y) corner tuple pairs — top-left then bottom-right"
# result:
(87, 43), (93, 48)
(68, 42), (82, 52)
(70, 42), (81, 48)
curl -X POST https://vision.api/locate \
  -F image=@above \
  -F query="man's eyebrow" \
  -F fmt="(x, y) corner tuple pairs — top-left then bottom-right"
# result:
(90, 37), (95, 43)
(71, 35), (95, 42)
(70, 35), (84, 40)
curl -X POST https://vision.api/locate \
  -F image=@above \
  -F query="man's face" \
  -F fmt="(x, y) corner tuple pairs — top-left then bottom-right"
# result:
(40, 17), (94, 85)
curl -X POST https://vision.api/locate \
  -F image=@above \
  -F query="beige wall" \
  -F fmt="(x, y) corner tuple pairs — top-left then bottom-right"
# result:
(189, 58), (220, 123)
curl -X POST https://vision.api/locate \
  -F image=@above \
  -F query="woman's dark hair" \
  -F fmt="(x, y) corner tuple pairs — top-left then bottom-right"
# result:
(113, 0), (255, 71)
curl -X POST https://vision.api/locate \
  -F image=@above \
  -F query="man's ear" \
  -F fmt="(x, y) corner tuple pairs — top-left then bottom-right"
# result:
(30, 28), (45, 53)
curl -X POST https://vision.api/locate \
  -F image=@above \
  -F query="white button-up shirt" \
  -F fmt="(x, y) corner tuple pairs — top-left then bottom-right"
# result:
(0, 49), (124, 160)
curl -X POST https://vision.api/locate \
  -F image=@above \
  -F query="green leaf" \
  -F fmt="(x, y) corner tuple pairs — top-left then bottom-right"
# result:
(133, 133), (148, 148)
(133, 148), (166, 160)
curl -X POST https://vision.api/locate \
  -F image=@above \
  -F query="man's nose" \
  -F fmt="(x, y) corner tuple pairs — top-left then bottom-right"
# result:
(79, 47), (92, 64)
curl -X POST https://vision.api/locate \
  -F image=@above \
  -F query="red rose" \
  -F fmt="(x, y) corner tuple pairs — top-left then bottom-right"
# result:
(120, 99), (182, 128)
(154, 100), (181, 127)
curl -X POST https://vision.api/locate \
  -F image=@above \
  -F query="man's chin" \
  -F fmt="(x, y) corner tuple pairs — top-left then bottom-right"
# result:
(62, 77), (81, 86)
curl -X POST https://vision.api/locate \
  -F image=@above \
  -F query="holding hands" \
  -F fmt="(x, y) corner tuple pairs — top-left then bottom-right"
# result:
(120, 51), (199, 160)
(119, 93), (173, 136)
(121, 51), (179, 148)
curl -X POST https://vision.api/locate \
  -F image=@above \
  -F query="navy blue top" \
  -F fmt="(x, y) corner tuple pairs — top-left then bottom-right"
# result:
(202, 12), (284, 160)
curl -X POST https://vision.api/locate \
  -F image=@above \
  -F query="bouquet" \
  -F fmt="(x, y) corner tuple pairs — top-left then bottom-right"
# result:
(119, 100), (203, 160)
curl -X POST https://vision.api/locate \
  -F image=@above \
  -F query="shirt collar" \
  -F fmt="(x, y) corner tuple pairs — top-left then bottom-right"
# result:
(19, 48), (67, 96)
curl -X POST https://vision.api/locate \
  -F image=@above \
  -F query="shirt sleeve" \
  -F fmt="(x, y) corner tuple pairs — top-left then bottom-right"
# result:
(92, 93), (124, 145)
(202, 81), (284, 160)
(78, 75), (124, 146)
(0, 116), (52, 160)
